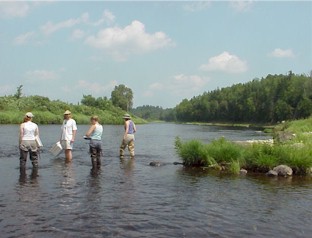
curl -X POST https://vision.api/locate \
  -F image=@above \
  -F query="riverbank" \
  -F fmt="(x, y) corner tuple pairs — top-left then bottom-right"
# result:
(0, 95), (147, 125)
(183, 121), (275, 131)
(175, 117), (312, 176)
(0, 110), (147, 125)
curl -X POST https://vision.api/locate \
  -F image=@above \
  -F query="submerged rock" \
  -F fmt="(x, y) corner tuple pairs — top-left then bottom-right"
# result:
(266, 170), (278, 177)
(274, 131), (295, 143)
(239, 169), (248, 175)
(273, 165), (293, 176)
(149, 161), (161, 167)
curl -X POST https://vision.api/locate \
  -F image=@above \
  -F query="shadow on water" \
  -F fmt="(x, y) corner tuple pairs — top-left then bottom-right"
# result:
(18, 168), (39, 186)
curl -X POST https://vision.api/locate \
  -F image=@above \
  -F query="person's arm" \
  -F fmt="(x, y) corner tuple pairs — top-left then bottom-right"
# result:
(35, 125), (39, 137)
(60, 121), (64, 141)
(71, 129), (77, 142)
(19, 124), (24, 144)
(133, 122), (137, 133)
(124, 121), (129, 139)
(85, 125), (96, 137)
(71, 119), (77, 142)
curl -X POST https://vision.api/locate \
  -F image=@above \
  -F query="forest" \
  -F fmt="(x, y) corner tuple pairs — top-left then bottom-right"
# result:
(174, 72), (312, 124)
(1, 72), (311, 125)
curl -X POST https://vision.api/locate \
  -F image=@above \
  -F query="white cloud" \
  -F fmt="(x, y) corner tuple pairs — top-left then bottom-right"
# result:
(14, 31), (35, 45)
(26, 70), (58, 82)
(150, 82), (164, 90)
(269, 48), (295, 58)
(183, 1), (212, 12)
(41, 13), (89, 35)
(143, 82), (164, 97)
(71, 29), (85, 40)
(171, 74), (208, 94)
(0, 1), (52, 18)
(83, 9), (116, 27)
(102, 10), (115, 25)
(77, 80), (117, 94)
(229, 1), (254, 12)
(199, 51), (247, 73)
(144, 74), (209, 99)
(0, 2), (31, 18)
(85, 20), (174, 61)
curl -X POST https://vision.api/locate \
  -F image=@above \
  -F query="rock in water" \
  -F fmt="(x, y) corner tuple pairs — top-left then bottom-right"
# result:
(273, 165), (293, 176)
(149, 161), (161, 167)
(239, 169), (248, 175)
(266, 170), (278, 177)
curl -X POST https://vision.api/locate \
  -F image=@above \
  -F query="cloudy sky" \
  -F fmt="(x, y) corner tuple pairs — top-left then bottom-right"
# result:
(0, 1), (311, 108)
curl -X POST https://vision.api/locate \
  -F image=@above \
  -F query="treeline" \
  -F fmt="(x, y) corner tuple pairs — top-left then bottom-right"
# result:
(131, 105), (176, 121)
(0, 94), (145, 125)
(175, 72), (312, 123)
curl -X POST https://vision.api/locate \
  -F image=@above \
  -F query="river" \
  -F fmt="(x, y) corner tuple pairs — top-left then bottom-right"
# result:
(0, 123), (311, 237)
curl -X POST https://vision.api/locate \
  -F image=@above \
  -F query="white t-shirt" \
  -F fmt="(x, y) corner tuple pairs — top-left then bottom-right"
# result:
(61, 118), (77, 141)
(21, 121), (38, 140)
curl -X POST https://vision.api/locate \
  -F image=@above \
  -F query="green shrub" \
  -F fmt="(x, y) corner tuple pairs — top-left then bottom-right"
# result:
(281, 145), (312, 174)
(228, 161), (241, 175)
(206, 137), (244, 163)
(175, 137), (216, 167)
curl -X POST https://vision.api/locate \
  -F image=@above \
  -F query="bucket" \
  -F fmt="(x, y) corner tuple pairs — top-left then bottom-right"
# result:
(49, 141), (63, 157)
(35, 136), (43, 147)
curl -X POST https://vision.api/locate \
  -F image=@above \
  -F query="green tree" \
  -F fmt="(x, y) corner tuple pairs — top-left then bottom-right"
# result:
(14, 85), (23, 99)
(81, 94), (97, 107)
(111, 84), (133, 111)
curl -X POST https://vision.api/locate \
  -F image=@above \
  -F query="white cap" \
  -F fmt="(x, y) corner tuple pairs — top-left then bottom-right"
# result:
(25, 112), (34, 118)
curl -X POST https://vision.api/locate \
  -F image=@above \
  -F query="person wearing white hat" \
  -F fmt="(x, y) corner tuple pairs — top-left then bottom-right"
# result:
(19, 112), (40, 172)
(60, 110), (77, 162)
(120, 113), (136, 159)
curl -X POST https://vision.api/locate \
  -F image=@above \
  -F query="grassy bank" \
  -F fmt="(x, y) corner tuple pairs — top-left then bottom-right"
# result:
(175, 117), (312, 175)
(0, 110), (146, 125)
(0, 95), (146, 125)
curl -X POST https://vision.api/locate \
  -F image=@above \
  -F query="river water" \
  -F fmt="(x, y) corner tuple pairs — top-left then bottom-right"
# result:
(0, 123), (311, 238)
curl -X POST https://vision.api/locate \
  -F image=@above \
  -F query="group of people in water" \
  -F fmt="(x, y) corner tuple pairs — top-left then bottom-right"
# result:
(19, 110), (136, 174)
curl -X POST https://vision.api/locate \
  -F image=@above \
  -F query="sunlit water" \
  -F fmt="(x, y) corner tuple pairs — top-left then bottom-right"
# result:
(0, 123), (311, 237)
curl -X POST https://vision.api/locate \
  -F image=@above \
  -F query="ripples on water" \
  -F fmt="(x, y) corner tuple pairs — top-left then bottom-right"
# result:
(0, 124), (312, 238)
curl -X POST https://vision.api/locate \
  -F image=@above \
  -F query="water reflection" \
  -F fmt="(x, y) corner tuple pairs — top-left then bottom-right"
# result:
(18, 168), (39, 185)
(120, 158), (135, 175)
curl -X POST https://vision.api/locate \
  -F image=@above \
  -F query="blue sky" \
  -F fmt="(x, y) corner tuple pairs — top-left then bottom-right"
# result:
(0, 1), (311, 108)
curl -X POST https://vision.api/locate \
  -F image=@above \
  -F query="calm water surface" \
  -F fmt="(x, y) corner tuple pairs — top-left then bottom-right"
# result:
(0, 123), (311, 238)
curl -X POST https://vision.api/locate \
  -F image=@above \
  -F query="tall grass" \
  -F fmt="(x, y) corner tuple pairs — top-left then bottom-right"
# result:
(175, 137), (216, 167)
(175, 137), (243, 173)
(206, 137), (243, 163)
(175, 136), (312, 175)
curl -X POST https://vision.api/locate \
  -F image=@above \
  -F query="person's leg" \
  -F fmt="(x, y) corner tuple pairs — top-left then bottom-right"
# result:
(90, 146), (98, 169)
(30, 149), (38, 168)
(63, 140), (73, 163)
(119, 139), (127, 159)
(128, 140), (135, 159)
(96, 147), (101, 168)
(65, 149), (72, 162)
(19, 148), (28, 172)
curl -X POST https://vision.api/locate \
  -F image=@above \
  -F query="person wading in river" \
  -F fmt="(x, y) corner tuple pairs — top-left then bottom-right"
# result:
(19, 112), (40, 173)
(60, 110), (77, 163)
(84, 116), (103, 171)
(120, 113), (136, 159)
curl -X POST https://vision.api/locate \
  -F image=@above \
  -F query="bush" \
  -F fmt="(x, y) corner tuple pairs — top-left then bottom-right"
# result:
(281, 145), (312, 174)
(206, 137), (244, 164)
(228, 161), (241, 175)
(175, 137), (216, 167)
